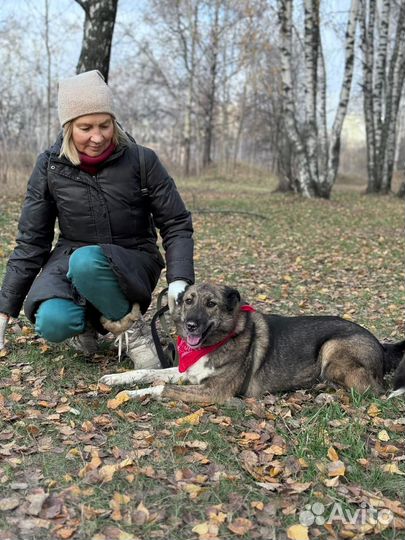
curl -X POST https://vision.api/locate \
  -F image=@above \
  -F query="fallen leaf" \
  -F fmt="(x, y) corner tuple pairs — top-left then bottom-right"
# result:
(378, 430), (390, 442)
(107, 392), (130, 410)
(26, 489), (48, 515)
(55, 527), (76, 539)
(175, 408), (205, 426)
(192, 522), (209, 536)
(287, 524), (309, 540)
(382, 463), (405, 475)
(327, 446), (340, 462)
(367, 403), (380, 417)
(327, 460), (345, 477)
(0, 497), (19, 511)
(227, 517), (253, 535)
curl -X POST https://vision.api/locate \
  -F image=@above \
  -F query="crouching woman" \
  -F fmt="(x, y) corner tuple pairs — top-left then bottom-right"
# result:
(0, 70), (194, 367)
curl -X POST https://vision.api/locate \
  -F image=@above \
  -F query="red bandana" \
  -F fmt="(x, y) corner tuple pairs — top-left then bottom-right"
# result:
(177, 305), (256, 373)
(79, 143), (116, 174)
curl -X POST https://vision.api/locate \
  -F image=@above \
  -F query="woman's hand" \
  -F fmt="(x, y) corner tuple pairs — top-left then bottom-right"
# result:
(0, 313), (9, 350)
(167, 281), (188, 312)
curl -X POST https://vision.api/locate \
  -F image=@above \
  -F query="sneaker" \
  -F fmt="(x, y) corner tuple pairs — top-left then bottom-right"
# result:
(115, 318), (161, 369)
(69, 327), (99, 355)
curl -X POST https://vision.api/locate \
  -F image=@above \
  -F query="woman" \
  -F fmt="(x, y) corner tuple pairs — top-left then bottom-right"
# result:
(0, 70), (194, 368)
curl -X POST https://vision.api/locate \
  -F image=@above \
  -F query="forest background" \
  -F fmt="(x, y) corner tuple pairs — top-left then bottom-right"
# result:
(2, 0), (405, 198)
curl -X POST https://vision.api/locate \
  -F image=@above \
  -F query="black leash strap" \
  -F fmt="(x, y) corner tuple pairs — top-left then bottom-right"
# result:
(137, 144), (148, 198)
(151, 288), (179, 369)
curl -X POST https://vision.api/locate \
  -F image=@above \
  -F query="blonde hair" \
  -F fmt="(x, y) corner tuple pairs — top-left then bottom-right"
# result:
(59, 117), (129, 165)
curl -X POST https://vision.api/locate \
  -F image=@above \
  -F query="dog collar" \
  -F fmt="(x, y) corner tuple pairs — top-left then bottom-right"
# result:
(177, 305), (255, 373)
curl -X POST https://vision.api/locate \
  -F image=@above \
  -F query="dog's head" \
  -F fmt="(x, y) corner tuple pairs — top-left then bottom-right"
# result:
(172, 283), (241, 348)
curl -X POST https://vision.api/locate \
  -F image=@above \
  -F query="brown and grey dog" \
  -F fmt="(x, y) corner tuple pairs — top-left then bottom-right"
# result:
(99, 283), (405, 404)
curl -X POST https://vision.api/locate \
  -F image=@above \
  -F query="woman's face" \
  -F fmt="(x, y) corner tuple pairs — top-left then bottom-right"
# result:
(72, 113), (114, 157)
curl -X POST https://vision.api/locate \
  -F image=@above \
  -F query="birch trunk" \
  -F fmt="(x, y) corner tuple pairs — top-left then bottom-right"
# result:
(380, 4), (405, 193)
(359, 0), (378, 192)
(323, 0), (359, 194)
(303, 0), (319, 187)
(75, 0), (118, 82)
(360, 0), (405, 194)
(278, 0), (314, 197)
(44, 0), (51, 146)
(202, 0), (220, 168)
(373, 0), (390, 153)
(182, 1), (199, 177)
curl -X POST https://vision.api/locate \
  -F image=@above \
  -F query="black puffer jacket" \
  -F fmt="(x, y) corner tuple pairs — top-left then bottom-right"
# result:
(0, 135), (194, 321)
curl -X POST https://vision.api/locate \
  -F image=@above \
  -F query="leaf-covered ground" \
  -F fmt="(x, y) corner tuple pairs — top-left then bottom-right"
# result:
(0, 171), (404, 540)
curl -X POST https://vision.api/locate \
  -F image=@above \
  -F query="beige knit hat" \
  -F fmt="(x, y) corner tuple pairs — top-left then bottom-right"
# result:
(58, 70), (115, 126)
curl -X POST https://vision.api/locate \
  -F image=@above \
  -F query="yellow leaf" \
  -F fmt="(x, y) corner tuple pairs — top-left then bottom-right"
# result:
(182, 483), (204, 499)
(382, 463), (405, 475)
(175, 408), (205, 426)
(327, 460), (346, 477)
(256, 294), (268, 301)
(55, 528), (76, 539)
(99, 464), (118, 482)
(378, 430), (390, 441)
(342, 313), (353, 320)
(0, 349), (9, 358)
(107, 391), (130, 410)
(323, 476), (340, 487)
(298, 457), (309, 468)
(327, 446), (339, 462)
(367, 403), (380, 417)
(66, 448), (81, 458)
(192, 522), (209, 535)
(268, 444), (286, 455)
(287, 524), (309, 540)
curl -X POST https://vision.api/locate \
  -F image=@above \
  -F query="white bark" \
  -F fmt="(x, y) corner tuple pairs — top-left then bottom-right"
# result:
(325, 0), (359, 191)
(278, 0), (314, 197)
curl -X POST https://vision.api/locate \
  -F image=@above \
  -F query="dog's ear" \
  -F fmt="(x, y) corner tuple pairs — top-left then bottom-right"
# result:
(224, 287), (241, 311)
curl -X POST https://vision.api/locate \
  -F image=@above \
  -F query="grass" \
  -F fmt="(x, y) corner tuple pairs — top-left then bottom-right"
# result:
(0, 171), (404, 539)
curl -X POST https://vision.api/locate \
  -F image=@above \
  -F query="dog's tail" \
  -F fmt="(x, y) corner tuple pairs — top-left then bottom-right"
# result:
(382, 339), (405, 398)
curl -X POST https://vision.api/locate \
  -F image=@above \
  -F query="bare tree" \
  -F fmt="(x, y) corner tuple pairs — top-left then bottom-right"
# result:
(75, 0), (119, 81)
(277, 0), (359, 198)
(45, 0), (52, 146)
(359, 0), (405, 194)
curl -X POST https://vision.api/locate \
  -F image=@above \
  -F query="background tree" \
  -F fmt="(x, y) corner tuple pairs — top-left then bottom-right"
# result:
(277, 0), (359, 198)
(75, 0), (119, 81)
(359, 0), (405, 194)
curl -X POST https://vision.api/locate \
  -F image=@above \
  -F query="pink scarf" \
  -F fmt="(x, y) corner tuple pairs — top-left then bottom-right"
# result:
(79, 143), (116, 175)
(177, 305), (256, 373)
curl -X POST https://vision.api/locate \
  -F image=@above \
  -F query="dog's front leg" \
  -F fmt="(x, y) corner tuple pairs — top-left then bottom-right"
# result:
(162, 383), (234, 404)
(99, 367), (181, 387)
(118, 384), (224, 404)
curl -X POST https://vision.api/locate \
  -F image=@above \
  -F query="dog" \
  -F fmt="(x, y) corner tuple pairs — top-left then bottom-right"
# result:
(99, 283), (405, 404)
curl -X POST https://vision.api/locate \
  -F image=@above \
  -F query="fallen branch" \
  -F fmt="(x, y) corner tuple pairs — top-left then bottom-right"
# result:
(192, 208), (269, 220)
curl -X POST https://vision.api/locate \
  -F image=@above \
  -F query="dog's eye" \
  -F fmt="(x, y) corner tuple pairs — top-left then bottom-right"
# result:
(207, 300), (217, 308)
(185, 297), (193, 305)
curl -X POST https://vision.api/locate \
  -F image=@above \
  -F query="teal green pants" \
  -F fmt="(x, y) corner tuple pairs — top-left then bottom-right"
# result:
(35, 245), (131, 342)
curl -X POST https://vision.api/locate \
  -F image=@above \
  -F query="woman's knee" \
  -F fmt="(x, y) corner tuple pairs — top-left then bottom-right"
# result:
(68, 245), (105, 284)
(35, 298), (86, 342)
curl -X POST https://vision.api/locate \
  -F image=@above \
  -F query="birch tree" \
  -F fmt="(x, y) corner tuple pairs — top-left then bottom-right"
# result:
(75, 0), (119, 82)
(359, 0), (405, 194)
(277, 0), (359, 198)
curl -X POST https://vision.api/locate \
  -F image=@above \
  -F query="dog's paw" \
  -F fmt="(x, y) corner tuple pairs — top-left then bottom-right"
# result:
(388, 387), (405, 399)
(99, 373), (128, 386)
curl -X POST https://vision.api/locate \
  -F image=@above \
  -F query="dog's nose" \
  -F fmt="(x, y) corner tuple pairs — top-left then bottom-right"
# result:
(186, 321), (198, 332)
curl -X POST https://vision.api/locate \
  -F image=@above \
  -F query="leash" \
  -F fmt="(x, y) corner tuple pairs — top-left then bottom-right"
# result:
(150, 288), (179, 369)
